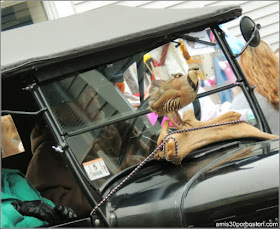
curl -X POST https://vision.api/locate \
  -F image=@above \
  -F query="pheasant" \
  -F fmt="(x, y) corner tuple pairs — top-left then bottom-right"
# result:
(149, 64), (200, 129)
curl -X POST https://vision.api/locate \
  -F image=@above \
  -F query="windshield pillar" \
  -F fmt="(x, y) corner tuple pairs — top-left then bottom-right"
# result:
(31, 83), (110, 226)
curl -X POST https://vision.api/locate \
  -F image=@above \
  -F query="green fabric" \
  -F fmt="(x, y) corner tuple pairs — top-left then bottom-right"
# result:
(1, 168), (55, 228)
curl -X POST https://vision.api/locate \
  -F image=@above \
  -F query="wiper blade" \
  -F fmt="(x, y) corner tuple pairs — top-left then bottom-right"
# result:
(177, 34), (216, 46)
(1, 108), (47, 116)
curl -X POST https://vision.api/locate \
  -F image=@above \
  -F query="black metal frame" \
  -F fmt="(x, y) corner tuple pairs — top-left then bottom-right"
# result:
(31, 84), (110, 226)
(18, 24), (272, 227)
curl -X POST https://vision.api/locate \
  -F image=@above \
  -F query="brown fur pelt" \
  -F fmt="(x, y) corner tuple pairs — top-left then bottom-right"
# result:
(154, 110), (279, 165)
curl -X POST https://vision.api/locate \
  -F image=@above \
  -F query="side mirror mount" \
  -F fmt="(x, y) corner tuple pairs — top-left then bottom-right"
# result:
(234, 16), (261, 58)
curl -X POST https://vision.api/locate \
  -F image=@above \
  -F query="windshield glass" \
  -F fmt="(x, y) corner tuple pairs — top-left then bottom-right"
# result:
(40, 28), (260, 188)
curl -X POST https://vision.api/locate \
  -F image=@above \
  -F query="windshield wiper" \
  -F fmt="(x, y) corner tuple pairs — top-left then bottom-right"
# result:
(176, 34), (216, 46)
(1, 108), (47, 116)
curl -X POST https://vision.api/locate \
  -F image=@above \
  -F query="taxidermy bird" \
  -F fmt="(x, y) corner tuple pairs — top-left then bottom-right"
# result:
(149, 64), (200, 129)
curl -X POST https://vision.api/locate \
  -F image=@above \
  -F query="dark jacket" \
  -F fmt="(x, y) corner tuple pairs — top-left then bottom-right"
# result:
(25, 124), (93, 217)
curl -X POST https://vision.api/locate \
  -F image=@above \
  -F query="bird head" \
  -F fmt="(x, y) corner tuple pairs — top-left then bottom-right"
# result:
(188, 64), (201, 86)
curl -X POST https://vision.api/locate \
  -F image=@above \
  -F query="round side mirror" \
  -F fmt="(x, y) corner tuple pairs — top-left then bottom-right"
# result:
(240, 16), (261, 47)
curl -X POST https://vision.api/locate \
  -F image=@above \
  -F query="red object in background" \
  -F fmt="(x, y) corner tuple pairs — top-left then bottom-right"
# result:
(115, 82), (125, 93)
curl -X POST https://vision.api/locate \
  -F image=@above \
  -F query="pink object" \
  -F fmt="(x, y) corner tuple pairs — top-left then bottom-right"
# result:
(210, 32), (216, 43)
(224, 61), (236, 83)
(202, 76), (216, 90)
(205, 77), (216, 86)
(147, 113), (174, 127)
(162, 116), (174, 127)
(146, 113), (158, 126)
(219, 60), (236, 84)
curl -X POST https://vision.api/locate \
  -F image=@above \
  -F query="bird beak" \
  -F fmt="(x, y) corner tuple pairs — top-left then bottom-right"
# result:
(194, 69), (203, 81)
(198, 71), (204, 81)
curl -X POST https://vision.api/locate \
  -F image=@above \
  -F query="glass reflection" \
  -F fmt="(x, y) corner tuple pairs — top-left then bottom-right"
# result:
(39, 28), (261, 189)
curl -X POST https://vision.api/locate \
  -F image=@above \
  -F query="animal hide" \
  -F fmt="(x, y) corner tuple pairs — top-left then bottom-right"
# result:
(155, 110), (279, 165)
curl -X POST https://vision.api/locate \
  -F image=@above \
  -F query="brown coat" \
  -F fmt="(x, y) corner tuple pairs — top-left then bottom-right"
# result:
(26, 124), (93, 217)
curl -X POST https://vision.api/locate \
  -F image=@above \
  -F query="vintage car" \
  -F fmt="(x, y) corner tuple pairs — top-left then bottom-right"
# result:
(1, 4), (279, 227)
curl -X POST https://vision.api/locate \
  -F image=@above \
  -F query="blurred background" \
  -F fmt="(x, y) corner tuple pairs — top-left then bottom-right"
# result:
(1, 1), (279, 51)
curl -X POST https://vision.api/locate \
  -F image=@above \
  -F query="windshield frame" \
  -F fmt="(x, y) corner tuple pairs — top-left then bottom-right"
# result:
(30, 25), (272, 224)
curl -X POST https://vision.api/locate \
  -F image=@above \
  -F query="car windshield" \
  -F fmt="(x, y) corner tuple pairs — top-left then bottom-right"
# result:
(39, 27), (260, 188)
